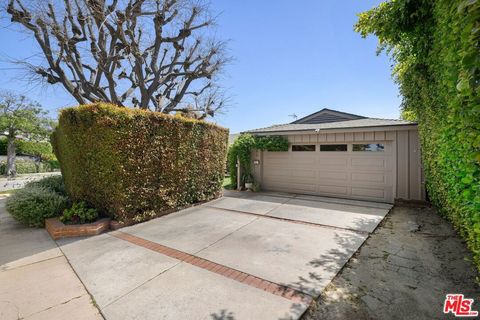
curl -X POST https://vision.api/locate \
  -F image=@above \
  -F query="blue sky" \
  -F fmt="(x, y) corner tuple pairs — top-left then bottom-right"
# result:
(0, 0), (399, 134)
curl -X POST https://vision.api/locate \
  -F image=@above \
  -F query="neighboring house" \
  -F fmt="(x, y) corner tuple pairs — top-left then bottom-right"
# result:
(229, 133), (240, 146)
(245, 108), (424, 203)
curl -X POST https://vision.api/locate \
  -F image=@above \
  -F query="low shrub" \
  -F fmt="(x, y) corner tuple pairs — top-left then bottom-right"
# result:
(25, 175), (66, 195)
(60, 202), (98, 225)
(6, 186), (68, 227)
(0, 159), (36, 174)
(51, 103), (229, 224)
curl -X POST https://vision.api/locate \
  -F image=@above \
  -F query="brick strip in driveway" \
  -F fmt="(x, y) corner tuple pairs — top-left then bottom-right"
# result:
(110, 231), (312, 305)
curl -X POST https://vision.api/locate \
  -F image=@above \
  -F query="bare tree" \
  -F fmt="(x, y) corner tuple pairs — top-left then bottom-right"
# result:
(6, 0), (229, 118)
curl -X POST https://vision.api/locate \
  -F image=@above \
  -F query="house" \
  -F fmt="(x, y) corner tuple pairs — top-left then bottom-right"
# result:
(245, 108), (425, 203)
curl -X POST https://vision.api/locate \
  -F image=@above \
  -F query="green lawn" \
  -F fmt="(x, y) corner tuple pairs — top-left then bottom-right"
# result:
(223, 177), (235, 190)
(0, 189), (19, 195)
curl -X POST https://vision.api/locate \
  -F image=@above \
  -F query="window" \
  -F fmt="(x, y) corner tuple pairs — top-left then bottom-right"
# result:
(320, 144), (347, 152)
(292, 145), (316, 152)
(353, 143), (385, 152)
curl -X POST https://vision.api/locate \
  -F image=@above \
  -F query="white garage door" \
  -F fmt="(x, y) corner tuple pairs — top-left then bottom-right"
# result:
(262, 141), (395, 203)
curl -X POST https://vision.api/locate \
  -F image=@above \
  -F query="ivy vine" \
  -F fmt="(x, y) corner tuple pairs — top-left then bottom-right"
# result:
(356, 0), (480, 270)
(227, 134), (289, 185)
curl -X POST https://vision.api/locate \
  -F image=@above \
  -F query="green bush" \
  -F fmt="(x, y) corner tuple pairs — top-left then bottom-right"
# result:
(15, 159), (37, 174)
(0, 160), (38, 174)
(45, 159), (60, 171)
(356, 0), (480, 269)
(51, 103), (228, 224)
(60, 202), (98, 225)
(6, 186), (68, 227)
(227, 134), (288, 185)
(25, 175), (66, 195)
(0, 138), (56, 160)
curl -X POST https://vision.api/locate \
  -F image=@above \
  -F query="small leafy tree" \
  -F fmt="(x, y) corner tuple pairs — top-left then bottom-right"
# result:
(0, 91), (53, 176)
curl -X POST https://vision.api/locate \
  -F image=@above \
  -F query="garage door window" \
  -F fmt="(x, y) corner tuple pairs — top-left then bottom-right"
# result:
(353, 143), (385, 152)
(292, 145), (316, 152)
(320, 144), (347, 152)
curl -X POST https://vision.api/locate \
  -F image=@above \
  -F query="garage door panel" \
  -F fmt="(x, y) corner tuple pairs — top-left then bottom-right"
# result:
(317, 185), (349, 195)
(351, 157), (394, 171)
(290, 155), (316, 166)
(351, 172), (386, 183)
(264, 173), (317, 185)
(351, 187), (385, 199)
(350, 173), (394, 187)
(318, 157), (348, 167)
(263, 167), (291, 178)
(351, 157), (386, 168)
(263, 180), (317, 193)
(263, 169), (318, 183)
(318, 171), (348, 181)
(292, 169), (318, 179)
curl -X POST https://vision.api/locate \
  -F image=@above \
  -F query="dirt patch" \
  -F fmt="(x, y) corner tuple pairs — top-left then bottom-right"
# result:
(303, 205), (479, 320)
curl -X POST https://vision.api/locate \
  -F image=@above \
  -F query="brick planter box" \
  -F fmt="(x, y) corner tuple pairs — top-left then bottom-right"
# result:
(45, 217), (111, 240)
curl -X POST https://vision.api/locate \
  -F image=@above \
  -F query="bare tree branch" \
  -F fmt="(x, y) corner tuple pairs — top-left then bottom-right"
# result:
(6, 0), (230, 118)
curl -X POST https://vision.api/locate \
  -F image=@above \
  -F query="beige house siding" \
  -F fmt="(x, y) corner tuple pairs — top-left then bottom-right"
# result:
(250, 127), (425, 202)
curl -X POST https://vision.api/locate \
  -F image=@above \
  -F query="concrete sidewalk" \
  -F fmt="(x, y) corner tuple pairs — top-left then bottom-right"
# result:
(0, 196), (102, 320)
(0, 172), (61, 192)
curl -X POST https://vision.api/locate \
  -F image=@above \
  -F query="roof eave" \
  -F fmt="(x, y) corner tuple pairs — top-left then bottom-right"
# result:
(243, 123), (418, 135)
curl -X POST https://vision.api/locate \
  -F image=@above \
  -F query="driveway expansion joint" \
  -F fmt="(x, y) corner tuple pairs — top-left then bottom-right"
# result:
(110, 231), (313, 305)
(205, 205), (370, 235)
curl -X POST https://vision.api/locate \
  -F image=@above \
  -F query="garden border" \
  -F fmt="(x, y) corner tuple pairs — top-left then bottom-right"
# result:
(45, 217), (111, 240)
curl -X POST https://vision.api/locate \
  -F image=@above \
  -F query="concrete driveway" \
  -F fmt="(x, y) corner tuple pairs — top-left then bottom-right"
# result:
(59, 191), (392, 320)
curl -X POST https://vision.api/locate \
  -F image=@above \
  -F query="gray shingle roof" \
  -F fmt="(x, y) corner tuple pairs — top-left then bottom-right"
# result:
(244, 118), (416, 134)
(292, 108), (365, 124)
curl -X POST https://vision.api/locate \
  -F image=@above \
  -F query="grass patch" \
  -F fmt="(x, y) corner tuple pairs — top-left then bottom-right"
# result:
(0, 189), (20, 195)
(223, 177), (235, 190)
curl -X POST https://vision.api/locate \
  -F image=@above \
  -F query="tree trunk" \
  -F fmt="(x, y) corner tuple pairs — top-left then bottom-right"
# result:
(34, 156), (41, 173)
(6, 134), (16, 177)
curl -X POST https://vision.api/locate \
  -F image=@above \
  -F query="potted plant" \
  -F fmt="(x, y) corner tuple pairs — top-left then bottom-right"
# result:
(243, 173), (254, 190)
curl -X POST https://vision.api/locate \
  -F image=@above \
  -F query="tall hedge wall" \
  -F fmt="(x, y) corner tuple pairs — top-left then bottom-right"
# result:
(51, 103), (228, 223)
(356, 0), (480, 269)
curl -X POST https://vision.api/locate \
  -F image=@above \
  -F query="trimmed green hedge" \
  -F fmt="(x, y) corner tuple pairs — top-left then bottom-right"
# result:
(51, 103), (228, 224)
(356, 0), (480, 269)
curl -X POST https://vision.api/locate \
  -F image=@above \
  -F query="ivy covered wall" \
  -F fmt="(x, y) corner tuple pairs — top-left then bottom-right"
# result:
(356, 0), (480, 269)
(227, 134), (289, 186)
